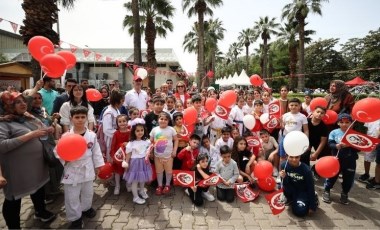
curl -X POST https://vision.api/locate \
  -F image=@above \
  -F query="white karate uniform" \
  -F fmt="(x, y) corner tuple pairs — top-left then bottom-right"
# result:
(58, 129), (105, 222)
(215, 137), (234, 154)
(228, 105), (245, 136)
(200, 145), (220, 172)
(102, 106), (120, 161)
(209, 114), (226, 145)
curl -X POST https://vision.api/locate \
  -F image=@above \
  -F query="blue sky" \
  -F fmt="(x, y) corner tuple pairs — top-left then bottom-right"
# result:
(1, 0), (379, 73)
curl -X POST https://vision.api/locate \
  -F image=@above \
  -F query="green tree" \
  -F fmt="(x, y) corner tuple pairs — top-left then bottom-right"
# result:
(253, 16), (279, 80)
(228, 42), (243, 73)
(238, 28), (256, 71)
(340, 38), (364, 70)
(123, 0), (175, 90)
(282, 0), (329, 91)
(182, 0), (223, 89)
(361, 28), (380, 80)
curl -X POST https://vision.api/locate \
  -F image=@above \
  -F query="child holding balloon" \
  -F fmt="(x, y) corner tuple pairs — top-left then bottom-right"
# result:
(123, 118), (152, 205)
(60, 106), (105, 229)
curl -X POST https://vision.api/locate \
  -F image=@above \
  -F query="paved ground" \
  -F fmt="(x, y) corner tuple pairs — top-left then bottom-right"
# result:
(0, 154), (379, 229)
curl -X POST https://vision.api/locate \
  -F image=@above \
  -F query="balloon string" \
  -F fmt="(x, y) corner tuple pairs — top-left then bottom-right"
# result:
(336, 120), (357, 158)
(40, 68), (43, 80)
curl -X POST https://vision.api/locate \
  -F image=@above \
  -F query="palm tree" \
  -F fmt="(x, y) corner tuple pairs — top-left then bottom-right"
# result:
(238, 28), (256, 71)
(253, 16), (279, 80)
(182, 0), (223, 89)
(228, 42), (242, 73)
(123, 0), (175, 90)
(282, 0), (329, 91)
(183, 18), (225, 87)
(132, 0), (142, 66)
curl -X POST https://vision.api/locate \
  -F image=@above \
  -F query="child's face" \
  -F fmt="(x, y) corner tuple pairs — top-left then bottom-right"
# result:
(312, 108), (326, 120)
(175, 103), (183, 112)
(117, 116), (128, 129)
(289, 102), (300, 113)
(186, 99), (192, 108)
(166, 99), (175, 109)
(254, 91), (261, 100)
(280, 87), (288, 98)
(71, 113), (87, 128)
(222, 132), (230, 142)
(260, 134), (270, 143)
(221, 153), (232, 164)
(262, 93), (270, 103)
(189, 139), (200, 149)
(209, 91), (217, 99)
(154, 102), (164, 113)
(135, 125), (145, 139)
(231, 129), (239, 139)
(338, 119), (351, 131)
(199, 158), (209, 169)
(254, 104), (263, 112)
(237, 140), (247, 151)
(202, 138), (210, 149)
(288, 155), (300, 167)
(304, 96), (311, 104)
(237, 99), (245, 108)
(130, 110), (139, 120)
(247, 96), (253, 105)
(193, 101), (202, 110)
(158, 115), (169, 127)
(174, 116), (183, 126)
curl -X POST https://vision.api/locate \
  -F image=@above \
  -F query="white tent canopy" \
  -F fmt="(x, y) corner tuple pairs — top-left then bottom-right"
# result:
(230, 72), (240, 85)
(236, 69), (251, 86)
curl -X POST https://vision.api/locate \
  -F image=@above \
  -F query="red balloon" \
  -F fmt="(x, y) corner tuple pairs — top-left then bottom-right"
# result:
(250, 74), (264, 86)
(86, 89), (102, 102)
(253, 160), (273, 179)
(40, 54), (67, 78)
(257, 177), (276, 192)
(206, 70), (214, 78)
(183, 107), (197, 125)
(352, 97), (380, 122)
(98, 162), (114, 180)
(218, 90), (237, 108)
(56, 133), (87, 161)
(315, 156), (340, 178)
(28, 36), (55, 61)
(310, 97), (328, 111)
(205, 98), (217, 113)
(57, 50), (77, 70)
(322, 110), (338, 125)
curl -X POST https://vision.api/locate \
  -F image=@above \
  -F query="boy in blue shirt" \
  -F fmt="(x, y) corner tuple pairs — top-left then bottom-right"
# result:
(322, 113), (359, 205)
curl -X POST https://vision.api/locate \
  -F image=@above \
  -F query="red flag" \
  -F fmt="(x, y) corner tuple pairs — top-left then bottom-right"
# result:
(269, 100), (280, 118)
(265, 189), (286, 215)
(105, 57), (112, 63)
(263, 115), (280, 133)
(95, 53), (102, 61)
(139, 109), (151, 119)
(10, 21), (18, 33)
(69, 44), (78, 53)
(341, 128), (380, 152)
(113, 146), (126, 163)
(214, 105), (231, 120)
(178, 124), (194, 142)
(235, 184), (260, 203)
(198, 173), (224, 187)
(246, 135), (261, 148)
(115, 60), (121, 67)
(172, 170), (195, 187)
(83, 49), (91, 58)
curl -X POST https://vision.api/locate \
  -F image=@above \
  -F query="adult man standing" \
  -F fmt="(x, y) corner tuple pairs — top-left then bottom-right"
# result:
(124, 75), (148, 110)
(39, 77), (59, 115)
(80, 79), (89, 90)
(52, 79), (78, 114)
(166, 79), (174, 95)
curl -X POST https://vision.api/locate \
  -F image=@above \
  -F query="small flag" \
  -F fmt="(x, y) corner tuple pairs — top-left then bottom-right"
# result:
(113, 146), (126, 163)
(83, 49), (91, 58)
(95, 53), (102, 61)
(235, 184), (260, 203)
(173, 170), (195, 188)
(214, 105), (231, 120)
(269, 100), (280, 118)
(263, 116), (280, 133)
(115, 60), (121, 67)
(105, 57), (112, 63)
(69, 44), (78, 53)
(341, 127), (380, 152)
(198, 173), (224, 188)
(10, 21), (18, 33)
(265, 189), (286, 215)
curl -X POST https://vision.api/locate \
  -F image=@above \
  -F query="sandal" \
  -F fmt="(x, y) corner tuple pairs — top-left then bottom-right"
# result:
(162, 186), (171, 194)
(155, 186), (163, 195)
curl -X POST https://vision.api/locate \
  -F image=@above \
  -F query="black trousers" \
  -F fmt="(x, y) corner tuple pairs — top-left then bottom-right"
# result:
(216, 187), (235, 203)
(3, 186), (46, 229)
(187, 186), (209, 206)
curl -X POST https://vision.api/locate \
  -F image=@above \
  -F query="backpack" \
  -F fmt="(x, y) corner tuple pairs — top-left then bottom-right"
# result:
(96, 112), (114, 157)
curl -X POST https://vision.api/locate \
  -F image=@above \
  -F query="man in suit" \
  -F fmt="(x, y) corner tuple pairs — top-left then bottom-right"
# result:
(52, 78), (77, 114)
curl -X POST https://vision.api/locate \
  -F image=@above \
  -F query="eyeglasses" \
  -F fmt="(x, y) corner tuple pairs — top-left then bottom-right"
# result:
(177, 85), (184, 88)
(109, 84), (115, 86)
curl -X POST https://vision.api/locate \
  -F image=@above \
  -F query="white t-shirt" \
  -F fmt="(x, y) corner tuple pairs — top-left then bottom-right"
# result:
(365, 120), (380, 137)
(124, 89), (148, 110)
(126, 139), (151, 159)
(215, 137), (234, 153)
(282, 112), (308, 136)
(150, 126), (177, 158)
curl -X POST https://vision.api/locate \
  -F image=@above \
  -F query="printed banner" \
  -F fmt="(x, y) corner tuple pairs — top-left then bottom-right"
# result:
(341, 128), (380, 152)
(235, 184), (260, 203)
(265, 189), (286, 215)
(173, 170), (195, 187)
(198, 173), (224, 188)
(214, 105), (231, 120)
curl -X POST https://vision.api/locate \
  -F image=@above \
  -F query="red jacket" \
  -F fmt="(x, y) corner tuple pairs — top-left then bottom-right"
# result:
(174, 92), (191, 108)
(177, 147), (199, 171)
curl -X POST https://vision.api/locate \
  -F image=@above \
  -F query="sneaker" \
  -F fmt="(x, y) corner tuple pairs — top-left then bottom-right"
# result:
(367, 177), (375, 185)
(44, 197), (54, 205)
(366, 180), (380, 190)
(114, 186), (120, 195)
(202, 191), (215, 201)
(69, 217), (84, 229)
(340, 193), (349, 205)
(322, 190), (331, 204)
(139, 190), (149, 199)
(184, 188), (190, 197)
(155, 186), (163, 195)
(133, 196), (146, 205)
(357, 173), (370, 183)
(162, 186), (171, 195)
(315, 191), (320, 208)
(82, 208), (96, 218)
(34, 210), (56, 223)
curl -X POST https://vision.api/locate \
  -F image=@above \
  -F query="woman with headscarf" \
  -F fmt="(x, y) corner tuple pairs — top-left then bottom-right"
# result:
(0, 92), (56, 229)
(325, 80), (355, 115)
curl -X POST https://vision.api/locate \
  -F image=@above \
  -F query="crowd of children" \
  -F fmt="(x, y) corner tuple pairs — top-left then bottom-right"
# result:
(1, 80), (380, 228)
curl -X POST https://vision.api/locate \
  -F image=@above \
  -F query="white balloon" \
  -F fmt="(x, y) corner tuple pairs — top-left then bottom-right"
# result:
(243, 114), (256, 130)
(259, 113), (269, 124)
(136, 68), (148, 79)
(283, 131), (309, 156)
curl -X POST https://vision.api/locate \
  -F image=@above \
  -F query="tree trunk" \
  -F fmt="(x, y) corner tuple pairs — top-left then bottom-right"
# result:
(289, 45), (298, 90)
(132, 0), (142, 65)
(262, 38), (268, 79)
(197, 2), (206, 90)
(245, 43), (249, 71)
(297, 17), (305, 92)
(145, 16), (157, 91)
